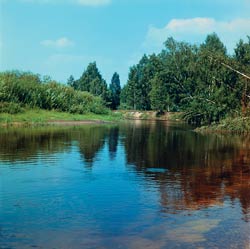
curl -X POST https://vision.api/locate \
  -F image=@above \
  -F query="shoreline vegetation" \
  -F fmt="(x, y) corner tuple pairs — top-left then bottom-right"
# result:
(0, 109), (123, 127)
(1, 33), (250, 132)
(195, 116), (250, 133)
(0, 109), (181, 127)
(1, 108), (250, 134)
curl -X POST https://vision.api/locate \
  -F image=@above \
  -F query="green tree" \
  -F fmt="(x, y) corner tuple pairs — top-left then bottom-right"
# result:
(73, 62), (109, 102)
(234, 36), (250, 115)
(121, 54), (163, 110)
(0, 70), (108, 115)
(149, 72), (169, 112)
(183, 33), (238, 124)
(120, 84), (130, 109)
(109, 72), (121, 110)
(121, 66), (139, 110)
(200, 32), (227, 55)
(160, 37), (198, 111)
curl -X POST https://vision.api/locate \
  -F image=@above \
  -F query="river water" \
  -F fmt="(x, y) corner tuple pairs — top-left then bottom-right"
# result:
(0, 121), (250, 249)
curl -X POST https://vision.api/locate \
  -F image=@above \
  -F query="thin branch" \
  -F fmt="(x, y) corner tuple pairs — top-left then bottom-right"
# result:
(220, 62), (250, 80)
(208, 55), (250, 80)
(182, 95), (216, 104)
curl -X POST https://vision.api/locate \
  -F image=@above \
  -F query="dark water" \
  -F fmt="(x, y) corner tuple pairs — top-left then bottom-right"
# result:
(0, 121), (250, 249)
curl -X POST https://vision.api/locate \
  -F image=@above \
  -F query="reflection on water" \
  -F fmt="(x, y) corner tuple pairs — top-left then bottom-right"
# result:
(0, 121), (250, 249)
(122, 122), (250, 221)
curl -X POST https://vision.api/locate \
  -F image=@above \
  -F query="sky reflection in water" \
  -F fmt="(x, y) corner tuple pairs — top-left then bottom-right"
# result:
(0, 121), (250, 249)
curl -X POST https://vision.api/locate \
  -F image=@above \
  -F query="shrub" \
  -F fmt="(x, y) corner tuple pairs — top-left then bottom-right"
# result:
(0, 102), (24, 114)
(0, 71), (109, 115)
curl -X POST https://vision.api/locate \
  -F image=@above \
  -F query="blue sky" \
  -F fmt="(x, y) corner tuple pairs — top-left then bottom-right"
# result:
(1, 0), (250, 85)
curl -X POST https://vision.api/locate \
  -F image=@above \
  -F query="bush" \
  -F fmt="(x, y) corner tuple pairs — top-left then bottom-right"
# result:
(0, 71), (109, 115)
(0, 102), (24, 114)
(69, 104), (87, 114)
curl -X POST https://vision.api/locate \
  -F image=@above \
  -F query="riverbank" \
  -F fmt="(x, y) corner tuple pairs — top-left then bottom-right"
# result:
(3, 109), (249, 133)
(0, 109), (124, 127)
(196, 116), (250, 133)
(0, 109), (182, 127)
(124, 111), (250, 133)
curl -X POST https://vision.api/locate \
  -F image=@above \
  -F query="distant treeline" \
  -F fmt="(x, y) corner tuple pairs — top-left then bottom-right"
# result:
(0, 33), (249, 124)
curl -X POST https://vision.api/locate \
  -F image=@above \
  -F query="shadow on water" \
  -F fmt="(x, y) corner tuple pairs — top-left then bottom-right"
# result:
(0, 121), (250, 248)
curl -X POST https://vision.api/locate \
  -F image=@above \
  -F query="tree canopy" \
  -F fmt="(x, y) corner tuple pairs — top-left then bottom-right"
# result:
(1, 33), (250, 125)
(72, 62), (109, 102)
(120, 33), (250, 124)
(109, 72), (121, 110)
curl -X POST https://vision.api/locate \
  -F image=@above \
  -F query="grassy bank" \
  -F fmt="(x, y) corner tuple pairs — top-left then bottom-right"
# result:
(0, 108), (124, 127)
(196, 116), (250, 133)
(0, 109), (183, 127)
(3, 108), (250, 133)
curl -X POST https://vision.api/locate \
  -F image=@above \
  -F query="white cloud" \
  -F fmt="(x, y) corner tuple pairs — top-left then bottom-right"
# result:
(11, 0), (111, 6)
(166, 18), (215, 34)
(40, 37), (74, 48)
(144, 18), (250, 53)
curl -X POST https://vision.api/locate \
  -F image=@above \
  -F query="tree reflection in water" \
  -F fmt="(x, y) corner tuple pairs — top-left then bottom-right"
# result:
(120, 121), (250, 222)
(0, 122), (249, 221)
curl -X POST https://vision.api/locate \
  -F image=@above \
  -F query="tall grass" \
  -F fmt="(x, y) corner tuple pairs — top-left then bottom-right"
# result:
(0, 71), (108, 115)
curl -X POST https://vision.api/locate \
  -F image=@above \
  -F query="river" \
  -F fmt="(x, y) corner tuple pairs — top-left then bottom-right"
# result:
(0, 121), (249, 248)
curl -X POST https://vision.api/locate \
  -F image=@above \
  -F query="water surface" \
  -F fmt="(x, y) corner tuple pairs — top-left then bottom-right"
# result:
(0, 121), (250, 248)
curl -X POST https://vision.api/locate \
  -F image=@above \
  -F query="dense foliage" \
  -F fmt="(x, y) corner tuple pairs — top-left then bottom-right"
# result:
(69, 62), (109, 102)
(0, 71), (108, 114)
(1, 33), (249, 125)
(121, 33), (250, 124)
(67, 63), (122, 110)
(109, 72), (121, 110)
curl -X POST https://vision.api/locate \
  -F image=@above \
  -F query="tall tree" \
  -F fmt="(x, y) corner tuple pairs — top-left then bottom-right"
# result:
(121, 66), (139, 110)
(184, 33), (238, 124)
(109, 72), (121, 110)
(73, 62), (108, 102)
(234, 37), (250, 115)
(200, 32), (227, 55)
(149, 72), (169, 112)
(160, 37), (198, 111)
(121, 54), (163, 110)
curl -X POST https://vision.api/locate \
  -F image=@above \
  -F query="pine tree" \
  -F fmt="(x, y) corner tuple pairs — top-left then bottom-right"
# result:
(73, 62), (108, 102)
(109, 72), (121, 110)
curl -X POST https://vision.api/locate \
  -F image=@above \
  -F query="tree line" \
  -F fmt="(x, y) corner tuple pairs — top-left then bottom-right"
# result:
(0, 33), (249, 124)
(0, 71), (109, 114)
(66, 33), (250, 124)
(67, 62), (121, 110)
(0, 63), (121, 115)
(120, 33), (250, 124)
